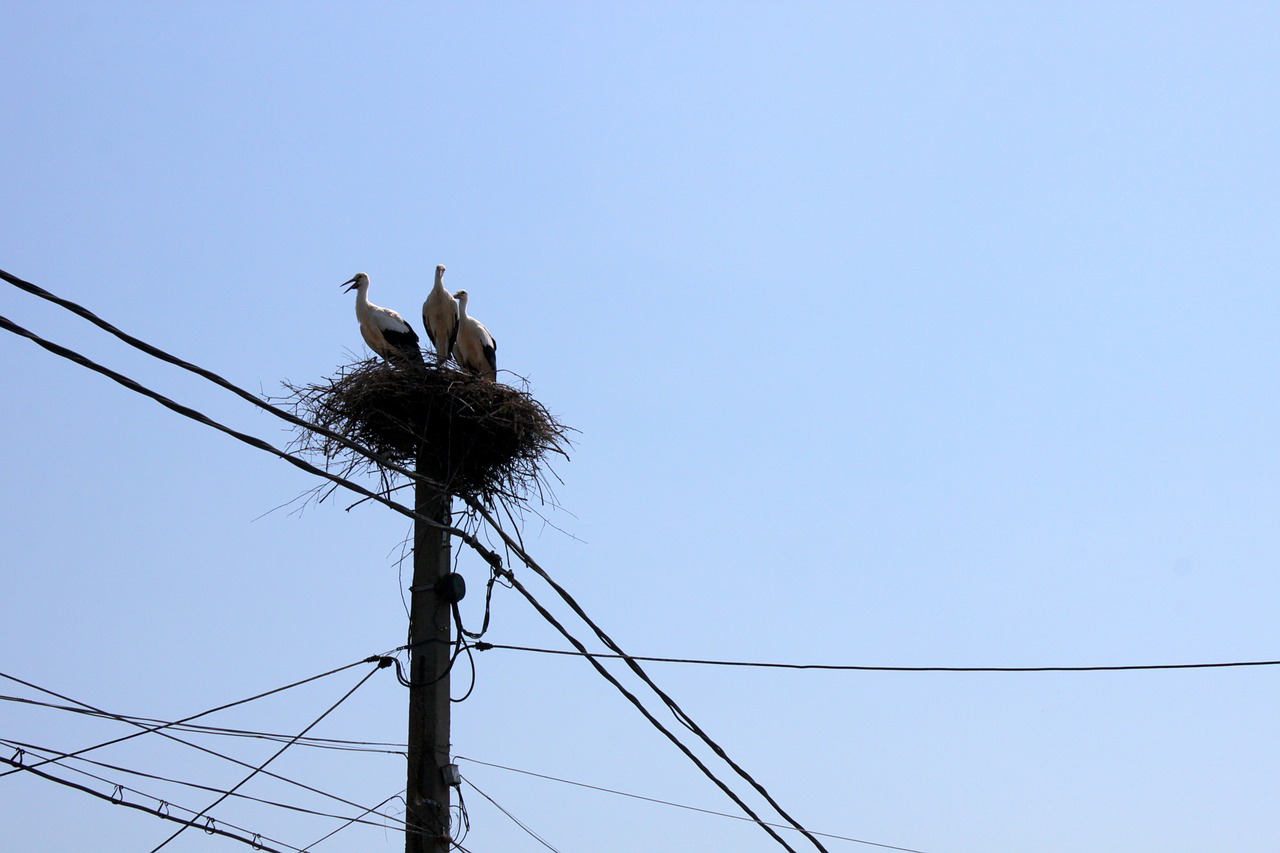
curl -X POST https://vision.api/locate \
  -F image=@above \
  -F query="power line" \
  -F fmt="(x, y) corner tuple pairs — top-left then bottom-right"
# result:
(1, 752), (296, 853)
(495, 568), (802, 852)
(1, 278), (828, 851)
(0, 306), (810, 847)
(301, 789), (407, 851)
(466, 498), (830, 852)
(0, 737), (400, 831)
(0, 656), (382, 779)
(148, 657), (391, 851)
(472, 643), (1280, 674)
(461, 776), (561, 853)
(0, 669), (410, 825)
(0, 265), (444, 494)
(0, 694), (406, 754)
(0, 270), (518, 575)
(0, 312), (470, 540)
(457, 756), (927, 853)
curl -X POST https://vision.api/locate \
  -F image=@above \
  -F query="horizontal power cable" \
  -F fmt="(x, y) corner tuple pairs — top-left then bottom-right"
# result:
(0, 694), (406, 754)
(474, 643), (1280, 673)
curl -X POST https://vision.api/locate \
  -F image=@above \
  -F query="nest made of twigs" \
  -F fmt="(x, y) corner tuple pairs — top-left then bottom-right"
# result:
(282, 358), (572, 502)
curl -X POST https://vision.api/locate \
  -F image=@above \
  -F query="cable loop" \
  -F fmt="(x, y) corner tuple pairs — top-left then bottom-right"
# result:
(111, 784), (124, 804)
(203, 816), (217, 835)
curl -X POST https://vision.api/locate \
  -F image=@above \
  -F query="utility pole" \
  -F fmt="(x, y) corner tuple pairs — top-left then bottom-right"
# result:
(405, 450), (454, 853)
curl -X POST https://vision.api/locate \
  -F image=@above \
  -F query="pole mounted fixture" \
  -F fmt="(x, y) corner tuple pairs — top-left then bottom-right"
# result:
(435, 573), (466, 604)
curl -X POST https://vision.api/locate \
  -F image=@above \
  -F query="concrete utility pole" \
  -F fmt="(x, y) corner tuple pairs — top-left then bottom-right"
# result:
(405, 452), (454, 853)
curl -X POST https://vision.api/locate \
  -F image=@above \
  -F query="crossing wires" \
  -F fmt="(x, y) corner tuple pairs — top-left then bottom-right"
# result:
(0, 266), (838, 850)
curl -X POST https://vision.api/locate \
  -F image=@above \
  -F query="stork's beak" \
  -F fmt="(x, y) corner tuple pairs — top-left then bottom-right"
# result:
(341, 276), (358, 291)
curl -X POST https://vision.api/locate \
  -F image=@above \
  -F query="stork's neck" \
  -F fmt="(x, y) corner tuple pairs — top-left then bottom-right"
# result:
(456, 297), (468, 321)
(352, 281), (372, 319)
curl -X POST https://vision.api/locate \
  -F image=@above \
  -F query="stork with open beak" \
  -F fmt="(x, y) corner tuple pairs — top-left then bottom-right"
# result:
(452, 289), (497, 381)
(421, 264), (459, 366)
(341, 272), (423, 365)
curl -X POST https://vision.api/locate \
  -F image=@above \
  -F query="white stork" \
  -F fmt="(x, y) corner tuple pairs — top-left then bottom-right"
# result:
(421, 264), (459, 366)
(452, 289), (497, 381)
(341, 272), (423, 365)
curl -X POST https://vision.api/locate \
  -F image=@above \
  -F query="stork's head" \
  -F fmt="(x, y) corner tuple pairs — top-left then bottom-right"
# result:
(341, 272), (369, 292)
(453, 289), (469, 306)
(435, 264), (446, 278)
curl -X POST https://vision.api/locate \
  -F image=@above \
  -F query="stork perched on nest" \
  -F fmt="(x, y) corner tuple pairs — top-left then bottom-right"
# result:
(453, 289), (497, 381)
(421, 264), (459, 366)
(342, 272), (423, 365)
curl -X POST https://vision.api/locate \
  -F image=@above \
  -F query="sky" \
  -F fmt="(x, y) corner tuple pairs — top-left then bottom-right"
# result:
(3, 2), (1280, 851)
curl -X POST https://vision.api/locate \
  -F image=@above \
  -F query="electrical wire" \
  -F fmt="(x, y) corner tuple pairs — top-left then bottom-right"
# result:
(471, 644), (1280, 673)
(495, 568), (801, 852)
(461, 776), (561, 853)
(0, 313), (473, 541)
(2, 277), (833, 851)
(0, 266), (445, 495)
(0, 694), (406, 755)
(0, 657), (379, 779)
(148, 657), (391, 852)
(466, 498), (828, 852)
(1, 752), (296, 853)
(0, 737), (400, 831)
(0, 670), (410, 825)
(456, 756), (927, 853)
(1, 271), (519, 590)
(301, 790), (407, 851)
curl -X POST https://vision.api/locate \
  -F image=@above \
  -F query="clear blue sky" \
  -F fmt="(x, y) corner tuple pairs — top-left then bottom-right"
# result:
(4, 3), (1280, 851)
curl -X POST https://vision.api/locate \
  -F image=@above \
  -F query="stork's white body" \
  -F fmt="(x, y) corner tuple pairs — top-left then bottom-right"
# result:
(343, 272), (422, 365)
(453, 289), (497, 381)
(421, 264), (459, 366)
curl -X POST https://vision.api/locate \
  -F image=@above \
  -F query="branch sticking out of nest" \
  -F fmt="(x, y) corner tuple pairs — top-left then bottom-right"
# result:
(281, 359), (573, 507)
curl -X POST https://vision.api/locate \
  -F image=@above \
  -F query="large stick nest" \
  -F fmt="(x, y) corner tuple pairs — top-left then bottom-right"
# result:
(282, 359), (572, 503)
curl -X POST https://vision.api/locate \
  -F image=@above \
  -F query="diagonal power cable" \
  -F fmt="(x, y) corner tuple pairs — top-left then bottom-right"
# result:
(0, 266), (442, 492)
(465, 497), (830, 852)
(0, 313), (492, 552)
(494, 568), (800, 852)
(0, 752), (294, 853)
(1, 276), (823, 850)
(0, 658), (374, 780)
(148, 657), (391, 852)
